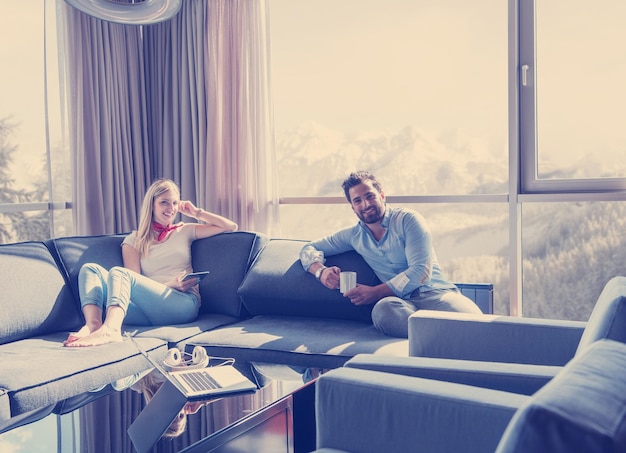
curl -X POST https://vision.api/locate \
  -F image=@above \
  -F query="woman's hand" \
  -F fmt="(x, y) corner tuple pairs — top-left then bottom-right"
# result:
(168, 271), (200, 292)
(178, 202), (238, 233)
(178, 200), (199, 218)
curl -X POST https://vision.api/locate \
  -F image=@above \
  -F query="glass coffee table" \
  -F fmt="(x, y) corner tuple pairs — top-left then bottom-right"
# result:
(0, 362), (320, 453)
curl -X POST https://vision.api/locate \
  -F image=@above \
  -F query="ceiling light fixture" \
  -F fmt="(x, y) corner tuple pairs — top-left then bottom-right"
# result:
(64, 0), (182, 25)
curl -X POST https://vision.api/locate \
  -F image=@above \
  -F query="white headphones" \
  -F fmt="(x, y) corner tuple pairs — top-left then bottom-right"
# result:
(162, 346), (210, 372)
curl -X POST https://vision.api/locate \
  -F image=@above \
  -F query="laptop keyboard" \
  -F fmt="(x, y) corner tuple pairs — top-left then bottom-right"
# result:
(179, 370), (221, 392)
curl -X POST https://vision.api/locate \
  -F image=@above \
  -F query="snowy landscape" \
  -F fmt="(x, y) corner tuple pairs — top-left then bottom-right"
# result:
(276, 121), (626, 321)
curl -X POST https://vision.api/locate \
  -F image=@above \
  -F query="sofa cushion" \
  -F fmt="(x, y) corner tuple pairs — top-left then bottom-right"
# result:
(0, 333), (166, 419)
(576, 276), (626, 354)
(49, 234), (127, 308)
(496, 339), (626, 453)
(0, 242), (81, 345)
(238, 239), (381, 323)
(187, 315), (408, 370)
(192, 231), (268, 317)
(129, 312), (240, 348)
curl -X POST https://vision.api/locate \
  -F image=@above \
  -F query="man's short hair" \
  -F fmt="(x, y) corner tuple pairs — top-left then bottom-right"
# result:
(341, 170), (384, 202)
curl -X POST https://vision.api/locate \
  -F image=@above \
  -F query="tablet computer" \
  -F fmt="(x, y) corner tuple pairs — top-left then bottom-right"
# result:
(182, 271), (210, 282)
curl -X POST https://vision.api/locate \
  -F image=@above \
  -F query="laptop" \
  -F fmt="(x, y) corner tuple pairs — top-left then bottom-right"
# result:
(126, 333), (257, 400)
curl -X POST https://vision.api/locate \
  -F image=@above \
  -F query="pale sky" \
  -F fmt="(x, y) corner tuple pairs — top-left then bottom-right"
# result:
(270, 0), (507, 135)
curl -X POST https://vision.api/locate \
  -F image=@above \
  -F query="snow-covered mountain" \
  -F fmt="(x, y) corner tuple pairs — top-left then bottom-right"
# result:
(277, 121), (509, 197)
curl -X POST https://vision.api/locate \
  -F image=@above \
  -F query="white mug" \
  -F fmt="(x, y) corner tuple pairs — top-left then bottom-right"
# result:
(340, 271), (357, 294)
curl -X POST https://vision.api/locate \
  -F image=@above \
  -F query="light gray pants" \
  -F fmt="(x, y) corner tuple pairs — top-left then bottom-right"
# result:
(371, 288), (482, 338)
(78, 263), (199, 326)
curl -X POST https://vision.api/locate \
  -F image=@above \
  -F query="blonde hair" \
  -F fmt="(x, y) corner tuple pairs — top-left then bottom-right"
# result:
(138, 372), (187, 438)
(135, 179), (181, 257)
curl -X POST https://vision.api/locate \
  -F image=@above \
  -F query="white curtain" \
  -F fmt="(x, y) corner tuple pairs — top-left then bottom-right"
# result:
(203, 0), (278, 235)
(63, 0), (278, 236)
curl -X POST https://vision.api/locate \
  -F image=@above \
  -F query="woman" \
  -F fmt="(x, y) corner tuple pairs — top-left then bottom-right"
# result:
(64, 179), (238, 347)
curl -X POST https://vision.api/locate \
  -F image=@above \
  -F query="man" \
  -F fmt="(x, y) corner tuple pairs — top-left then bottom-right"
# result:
(300, 170), (482, 338)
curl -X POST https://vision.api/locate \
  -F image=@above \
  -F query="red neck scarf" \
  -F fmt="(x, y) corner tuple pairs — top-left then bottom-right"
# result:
(152, 222), (181, 242)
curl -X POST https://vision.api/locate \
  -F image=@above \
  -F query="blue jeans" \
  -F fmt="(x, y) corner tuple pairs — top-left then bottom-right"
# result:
(371, 288), (482, 338)
(78, 263), (200, 326)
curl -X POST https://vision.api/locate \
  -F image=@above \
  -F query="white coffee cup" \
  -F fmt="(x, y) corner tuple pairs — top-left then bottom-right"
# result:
(340, 271), (357, 294)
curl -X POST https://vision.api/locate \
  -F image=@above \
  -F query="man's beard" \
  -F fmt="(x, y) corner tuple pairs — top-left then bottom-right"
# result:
(358, 205), (383, 224)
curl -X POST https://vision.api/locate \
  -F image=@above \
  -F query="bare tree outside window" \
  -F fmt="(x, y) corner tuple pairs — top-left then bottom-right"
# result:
(0, 118), (50, 243)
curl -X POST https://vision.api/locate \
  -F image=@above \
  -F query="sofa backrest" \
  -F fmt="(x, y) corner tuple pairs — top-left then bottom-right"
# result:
(238, 239), (381, 324)
(192, 231), (268, 317)
(0, 241), (81, 345)
(51, 231), (268, 319)
(496, 339), (626, 453)
(575, 276), (626, 354)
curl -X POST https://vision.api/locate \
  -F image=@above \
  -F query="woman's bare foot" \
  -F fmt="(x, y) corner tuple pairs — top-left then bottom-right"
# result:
(64, 324), (123, 347)
(63, 325), (95, 346)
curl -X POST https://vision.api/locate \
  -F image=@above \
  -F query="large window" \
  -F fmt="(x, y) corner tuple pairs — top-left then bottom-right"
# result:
(271, 0), (626, 318)
(0, 0), (70, 243)
(271, 0), (510, 311)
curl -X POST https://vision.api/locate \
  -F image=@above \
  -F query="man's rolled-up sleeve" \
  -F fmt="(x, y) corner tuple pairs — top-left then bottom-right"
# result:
(300, 244), (325, 271)
(299, 229), (354, 271)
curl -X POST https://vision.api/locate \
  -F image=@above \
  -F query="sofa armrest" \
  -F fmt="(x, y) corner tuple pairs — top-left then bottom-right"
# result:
(575, 276), (626, 352)
(315, 367), (525, 453)
(344, 354), (559, 396)
(496, 339), (626, 453)
(409, 311), (586, 366)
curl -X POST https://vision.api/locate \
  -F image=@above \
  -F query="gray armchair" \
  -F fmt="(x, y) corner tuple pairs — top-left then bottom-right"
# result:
(313, 339), (626, 453)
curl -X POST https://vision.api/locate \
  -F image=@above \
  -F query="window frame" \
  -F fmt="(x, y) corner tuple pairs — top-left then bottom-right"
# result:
(518, 0), (626, 195)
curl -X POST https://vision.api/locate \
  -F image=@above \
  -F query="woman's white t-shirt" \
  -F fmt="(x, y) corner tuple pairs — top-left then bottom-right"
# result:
(122, 223), (200, 301)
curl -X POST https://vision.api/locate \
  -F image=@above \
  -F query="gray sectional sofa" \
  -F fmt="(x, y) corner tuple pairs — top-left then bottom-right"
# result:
(0, 231), (412, 434)
(0, 230), (493, 435)
(0, 238), (165, 433)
